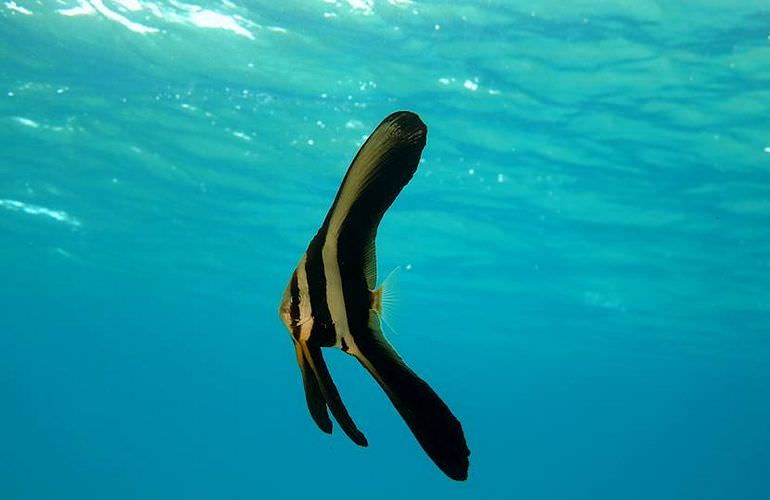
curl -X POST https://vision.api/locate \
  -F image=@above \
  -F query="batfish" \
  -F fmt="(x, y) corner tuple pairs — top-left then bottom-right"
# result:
(278, 111), (470, 481)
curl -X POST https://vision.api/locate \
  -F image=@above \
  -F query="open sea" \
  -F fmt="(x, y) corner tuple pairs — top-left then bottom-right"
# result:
(2, 1), (769, 499)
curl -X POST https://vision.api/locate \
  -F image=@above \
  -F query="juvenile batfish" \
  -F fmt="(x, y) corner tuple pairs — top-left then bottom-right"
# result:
(278, 111), (470, 481)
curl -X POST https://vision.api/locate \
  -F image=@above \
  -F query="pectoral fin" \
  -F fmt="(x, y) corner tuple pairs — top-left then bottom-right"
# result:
(352, 312), (470, 481)
(300, 341), (368, 447)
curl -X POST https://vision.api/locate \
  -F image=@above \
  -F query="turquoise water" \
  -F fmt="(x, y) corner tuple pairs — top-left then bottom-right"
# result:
(2, 1), (769, 498)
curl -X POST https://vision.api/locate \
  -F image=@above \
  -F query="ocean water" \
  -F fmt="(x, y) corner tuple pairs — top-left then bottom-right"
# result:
(2, 1), (769, 498)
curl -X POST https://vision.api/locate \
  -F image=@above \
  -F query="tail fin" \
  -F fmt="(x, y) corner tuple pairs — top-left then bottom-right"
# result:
(353, 312), (470, 480)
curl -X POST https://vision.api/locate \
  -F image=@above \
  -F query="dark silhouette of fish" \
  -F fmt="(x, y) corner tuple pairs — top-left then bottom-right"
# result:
(278, 111), (470, 481)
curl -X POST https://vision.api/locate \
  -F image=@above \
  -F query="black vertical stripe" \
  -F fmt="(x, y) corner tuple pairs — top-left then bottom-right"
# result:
(289, 271), (301, 340)
(304, 233), (336, 347)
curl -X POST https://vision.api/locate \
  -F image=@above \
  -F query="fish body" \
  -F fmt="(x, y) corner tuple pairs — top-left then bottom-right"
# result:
(278, 111), (470, 481)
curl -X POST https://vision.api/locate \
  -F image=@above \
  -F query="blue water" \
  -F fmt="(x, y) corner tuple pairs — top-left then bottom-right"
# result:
(2, 1), (769, 498)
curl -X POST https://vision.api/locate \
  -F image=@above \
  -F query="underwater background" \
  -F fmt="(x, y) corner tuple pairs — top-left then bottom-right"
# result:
(2, 1), (769, 498)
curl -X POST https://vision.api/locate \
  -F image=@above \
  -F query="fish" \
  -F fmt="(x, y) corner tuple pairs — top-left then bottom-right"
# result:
(278, 111), (470, 481)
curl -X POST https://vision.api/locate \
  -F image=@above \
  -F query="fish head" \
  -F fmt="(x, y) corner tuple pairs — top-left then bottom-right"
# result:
(278, 276), (294, 332)
(279, 266), (314, 337)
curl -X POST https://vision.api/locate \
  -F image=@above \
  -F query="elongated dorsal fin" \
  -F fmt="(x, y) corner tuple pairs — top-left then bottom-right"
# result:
(322, 111), (426, 290)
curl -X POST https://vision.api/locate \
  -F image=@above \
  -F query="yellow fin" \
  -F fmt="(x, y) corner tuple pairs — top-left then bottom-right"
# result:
(370, 266), (401, 335)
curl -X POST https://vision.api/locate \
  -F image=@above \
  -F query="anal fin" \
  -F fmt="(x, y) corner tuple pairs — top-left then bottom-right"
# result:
(293, 339), (332, 434)
(301, 342), (368, 447)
